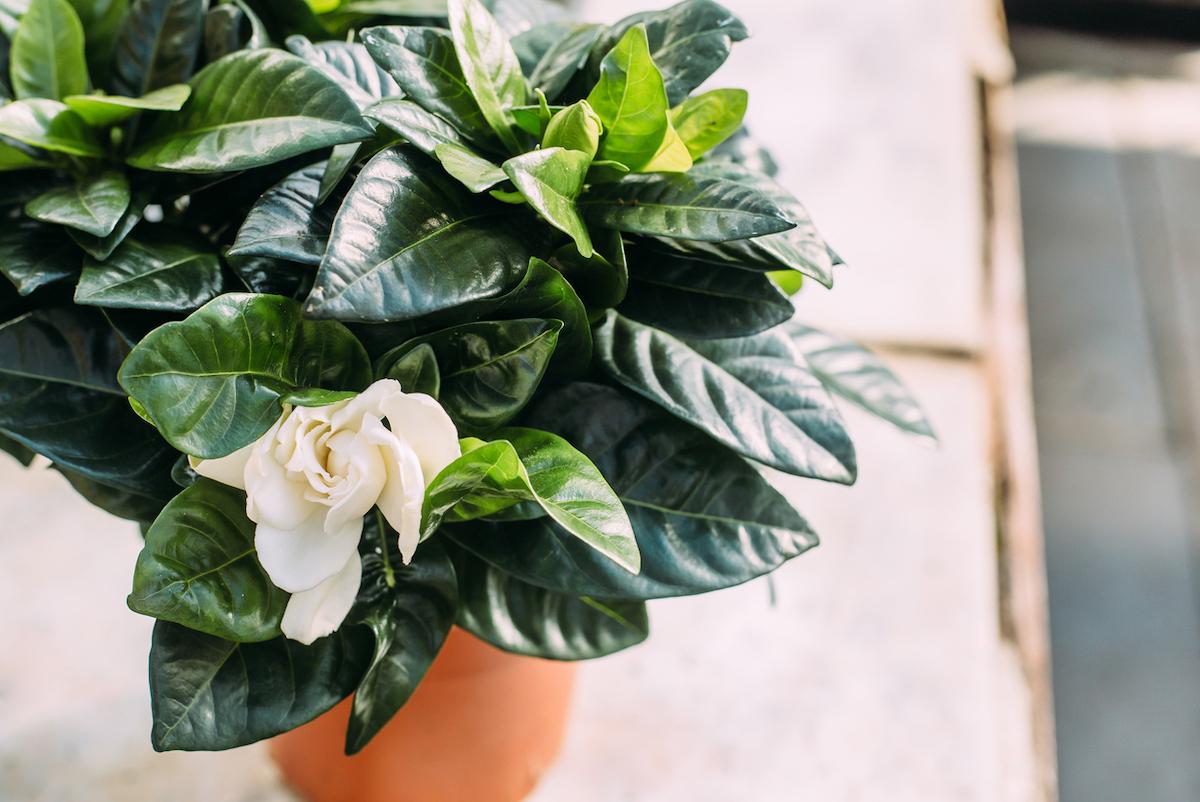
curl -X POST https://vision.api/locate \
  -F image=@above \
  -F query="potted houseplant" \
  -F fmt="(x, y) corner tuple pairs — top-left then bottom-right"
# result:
(0, 0), (934, 798)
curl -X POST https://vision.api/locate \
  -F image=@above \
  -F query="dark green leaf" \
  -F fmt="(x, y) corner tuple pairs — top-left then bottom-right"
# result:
(422, 428), (639, 572)
(786, 321), (936, 443)
(529, 22), (601, 101)
(447, 382), (818, 599)
(482, 0), (565, 38)
(286, 35), (403, 111)
(670, 87), (746, 159)
(0, 137), (48, 170)
(434, 142), (506, 192)
(0, 0), (23, 39)
(25, 170), (131, 237)
(228, 161), (349, 266)
(383, 341), (440, 396)
(0, 306), (180, 499)
(128, 49), (373, 173)
(226, 254), (316, 300)
(509, 20), (572, 78)
(344, 532), (457, 754)
(148, 619), (373, 751)
(448, 541), (648, 659)
(63, 83), (190, 126)
(657, 160), (833, 286)
(584, 25), (670, 174)
(239, 0), (326, 43)
(68, 190), (147, 259)
(130, 478), (290, 642)
(590, 0), (750, 107)
(448, 0), (526, 154)
(502, 147), (592, 257)
(376, 317), (560, 435)
(594, 312), (855, 482)
(548, 227), (627, 310)
(0, 216), (83, 295)
(109, 0), (203, 98)
(0, 431), (36, 465)
(103, 306), (183, 348)
(704, 124), (777, 176)
(305, 145), (532, 323)
(55, 463), (167, 523)
(66, 0), (128, 85)
(361, 26), (492, 144)
(579, 170), (794, 242)
(203, 3), (249, 62)
(0, 98), (103, 156)
(10, 0), (88, 100)
(617, 242), (792, 338)
(338, 0), (446, 15)
(119, 293), (372, 459)
(75, 234), (226, 312)
(363, 98), (467, 156)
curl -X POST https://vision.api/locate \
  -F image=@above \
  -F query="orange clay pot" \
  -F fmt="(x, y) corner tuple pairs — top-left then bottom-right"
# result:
(270, 627), (577, 802)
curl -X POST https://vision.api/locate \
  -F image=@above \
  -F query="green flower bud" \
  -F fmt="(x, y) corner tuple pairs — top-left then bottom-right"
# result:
(542, 100), (602, 159)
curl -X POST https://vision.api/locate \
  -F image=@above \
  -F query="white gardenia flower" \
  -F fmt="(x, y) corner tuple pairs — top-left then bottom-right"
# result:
(190, 379), (460, 645)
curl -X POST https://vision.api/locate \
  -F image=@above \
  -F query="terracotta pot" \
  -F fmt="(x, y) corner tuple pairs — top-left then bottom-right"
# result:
(270, 627), (577, 802)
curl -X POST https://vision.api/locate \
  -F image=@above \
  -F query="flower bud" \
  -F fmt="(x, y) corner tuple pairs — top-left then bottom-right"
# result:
(542, 100), (602, 159)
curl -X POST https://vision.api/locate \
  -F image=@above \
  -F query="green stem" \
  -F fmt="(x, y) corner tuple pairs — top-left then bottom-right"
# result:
(376, 508), (396, 588)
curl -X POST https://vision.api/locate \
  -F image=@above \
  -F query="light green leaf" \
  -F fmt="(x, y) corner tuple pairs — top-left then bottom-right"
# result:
(448, 0), (527, 153)
(118, 293), (373, 459)
(502, 147), (592, 257)
(670, 88), (746, 159)
(25, 170), (131, 237)
(585, 25), (671, 173)
(129, 478), (290, 643)
(0, 98), (104, 156)
(127, 49), (373, 173)
(10, 0), (88, 100)
(63, 84), (190, 126)
(639, 120), (691, 173)
(434, 142), (507, 192)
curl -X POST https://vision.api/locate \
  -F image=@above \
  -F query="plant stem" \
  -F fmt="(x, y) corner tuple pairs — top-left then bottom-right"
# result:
(376, 508), (396, 588)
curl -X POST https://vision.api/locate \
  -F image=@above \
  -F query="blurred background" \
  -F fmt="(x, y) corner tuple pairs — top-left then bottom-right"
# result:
(5, 0), (1200, 800)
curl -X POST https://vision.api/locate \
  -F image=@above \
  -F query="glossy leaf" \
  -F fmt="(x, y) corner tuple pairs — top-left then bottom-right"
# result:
(226, 255), (316, 301)
(0, 98), (103, 156)
(591, 0), (750, 106)
(55, 462), (167, 523)
(25, 170), (131, 237)
(786, 322), (936, 443)
(529, 22), (601, 101)
(579, 170), (793, 242)
(63, 83), (190, 126)
(653, 160), (833, 286)
(434, 142), (506, 192)
(228, 161), (348, 266)
(68, 0), (129, 85)
(384, 341), (440, 397)
(448, 541), (648, 659)
(148, 619), (373, 751)
(446, 382), (818, 599)
(509, 20), (572, 78)
(617, 243), (792, 338)
(10, 0), (88, 100)
(238, 0), (325, 43)
(594, 312), (855, 482)
(0, 138), (47, 171)
(670, 88), (746, 159)
(0, 306), (180, 499)
(128, 49), (373, 173)
(548, 228), (627, 310)
(203, 3), (249, 62)
(585, 25), (671, 173)
(110, 0), (203, 98)
(75, 234), (226, 312)
(286, 35), (403, 111)
(305, 145), (532, 323)
(448, 0), (526, 153)
(363, 98), (467, 156)
(344, 531), (457, 754)
(361, 26), (491, 144)
(119, 293), (373, 459)
(69, 190), (146, 259)
(376, 317), (561, 435)
(502, 147), (591, 256)
(129, 478), (290, 642)
(706, 124), (778, 177)
(0, 216), (83, 294)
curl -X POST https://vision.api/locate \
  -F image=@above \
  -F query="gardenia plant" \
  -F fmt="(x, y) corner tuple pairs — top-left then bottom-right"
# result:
(0, 0), (935, 755)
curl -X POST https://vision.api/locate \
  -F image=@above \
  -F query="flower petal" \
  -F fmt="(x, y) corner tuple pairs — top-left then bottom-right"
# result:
(246, 431), (322, 531)
(379, 392), (461, 484)
(360, 416), (425, 563)
(280, 552), (363, 645)
(322, 424), (387, 535)
(188, 441), (255, 490)
(256, 506), (363, 593)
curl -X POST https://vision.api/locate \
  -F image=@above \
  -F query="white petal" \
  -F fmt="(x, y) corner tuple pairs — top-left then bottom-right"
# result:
(255, 506), (363, 593)
(245, 433), (321, 531)
(379, 392), (461, 484)
(280, 552), (362, 645)
(322, 424), (387, 534)
(361, 417), (425, 563)
(329, 378), (400, 431)
(188, 441), (255, 490)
